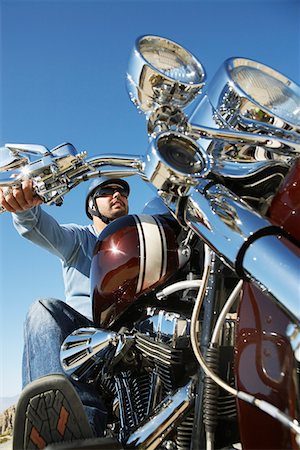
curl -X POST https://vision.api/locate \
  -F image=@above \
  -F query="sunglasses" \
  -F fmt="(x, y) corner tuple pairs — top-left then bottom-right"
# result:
(94, 186), (129, 198)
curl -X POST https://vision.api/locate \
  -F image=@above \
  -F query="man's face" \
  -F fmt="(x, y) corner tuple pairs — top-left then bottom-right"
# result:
(95, 183), (129, 220)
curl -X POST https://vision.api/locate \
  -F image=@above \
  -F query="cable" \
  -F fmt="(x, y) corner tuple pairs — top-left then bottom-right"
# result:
(210, 280), (243, 345)
(156, 280), (203, 300)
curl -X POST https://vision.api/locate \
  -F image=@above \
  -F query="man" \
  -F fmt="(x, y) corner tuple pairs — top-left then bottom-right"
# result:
(0, 176), (130, 448)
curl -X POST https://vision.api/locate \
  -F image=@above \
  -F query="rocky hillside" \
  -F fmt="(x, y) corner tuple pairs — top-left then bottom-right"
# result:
(0, 405), (15, 436)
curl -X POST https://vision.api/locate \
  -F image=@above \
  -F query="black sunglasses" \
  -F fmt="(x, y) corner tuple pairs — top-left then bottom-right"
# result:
(94, 186), (129, 198)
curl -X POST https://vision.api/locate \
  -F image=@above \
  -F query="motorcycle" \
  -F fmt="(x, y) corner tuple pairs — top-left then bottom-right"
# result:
(1, 35), (300, 449)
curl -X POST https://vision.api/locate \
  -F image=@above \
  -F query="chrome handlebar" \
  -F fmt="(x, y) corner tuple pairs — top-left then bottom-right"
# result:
(0, 143), (144, 213)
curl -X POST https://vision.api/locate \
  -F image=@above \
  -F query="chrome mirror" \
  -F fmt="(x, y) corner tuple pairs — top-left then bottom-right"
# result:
(0, 146), (30, 172)
(0, 143), (50, 173)
(5, 143), (50, 155)
(126, 35), (206, 116)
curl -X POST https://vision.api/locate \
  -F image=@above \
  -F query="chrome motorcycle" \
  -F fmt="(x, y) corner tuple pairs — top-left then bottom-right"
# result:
(1, 35), (300, 450)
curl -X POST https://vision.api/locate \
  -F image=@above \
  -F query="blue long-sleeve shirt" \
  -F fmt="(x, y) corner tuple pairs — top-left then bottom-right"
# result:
(13, 206), (98, 319)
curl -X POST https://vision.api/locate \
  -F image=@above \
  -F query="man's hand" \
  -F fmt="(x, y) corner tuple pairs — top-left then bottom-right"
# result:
(0, 180), (43, 213)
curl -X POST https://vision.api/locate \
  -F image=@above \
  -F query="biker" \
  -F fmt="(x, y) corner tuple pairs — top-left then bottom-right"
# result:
(0, 177), (130, 448)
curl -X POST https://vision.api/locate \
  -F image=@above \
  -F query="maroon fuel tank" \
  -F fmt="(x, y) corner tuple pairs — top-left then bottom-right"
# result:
(235, 159), (300, 449)
(90, 214), (180, 328)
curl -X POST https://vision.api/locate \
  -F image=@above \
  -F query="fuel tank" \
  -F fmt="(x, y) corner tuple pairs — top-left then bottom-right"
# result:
(91, 214), (181, 328)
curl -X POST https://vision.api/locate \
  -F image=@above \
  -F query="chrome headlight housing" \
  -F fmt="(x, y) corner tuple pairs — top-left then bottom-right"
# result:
(126, 35), (206, 116)
(203, 57), (300, 133)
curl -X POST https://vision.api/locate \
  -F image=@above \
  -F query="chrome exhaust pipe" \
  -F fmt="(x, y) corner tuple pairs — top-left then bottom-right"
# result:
(124, 379), (194, 449)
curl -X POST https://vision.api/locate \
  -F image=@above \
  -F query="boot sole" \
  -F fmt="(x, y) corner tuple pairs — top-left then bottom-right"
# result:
(13, 374), (93, 450)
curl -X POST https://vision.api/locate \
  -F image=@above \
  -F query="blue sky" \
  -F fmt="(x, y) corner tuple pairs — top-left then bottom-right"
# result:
(0, 0), (299, 397)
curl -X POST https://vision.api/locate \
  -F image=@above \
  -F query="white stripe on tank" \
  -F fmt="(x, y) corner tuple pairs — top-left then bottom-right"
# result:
(153, 215), (167, 279)
(134, 215), (146, 294)
(138, 215), (164, 291)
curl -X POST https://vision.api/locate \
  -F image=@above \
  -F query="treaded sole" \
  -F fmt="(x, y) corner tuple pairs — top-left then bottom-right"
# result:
(13, 374), (93, 450)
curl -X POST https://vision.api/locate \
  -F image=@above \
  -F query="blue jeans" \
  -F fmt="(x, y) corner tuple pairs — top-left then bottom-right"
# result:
(22, 298), (107, 437)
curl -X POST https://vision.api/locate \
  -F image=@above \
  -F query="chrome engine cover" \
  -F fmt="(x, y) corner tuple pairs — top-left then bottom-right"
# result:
(135, 307), (191, 348)
(134, 308), (195, 395)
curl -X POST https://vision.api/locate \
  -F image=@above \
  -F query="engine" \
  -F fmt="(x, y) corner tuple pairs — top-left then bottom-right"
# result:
(61, 303), (238, 449)
(135, 308), (195, 391)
